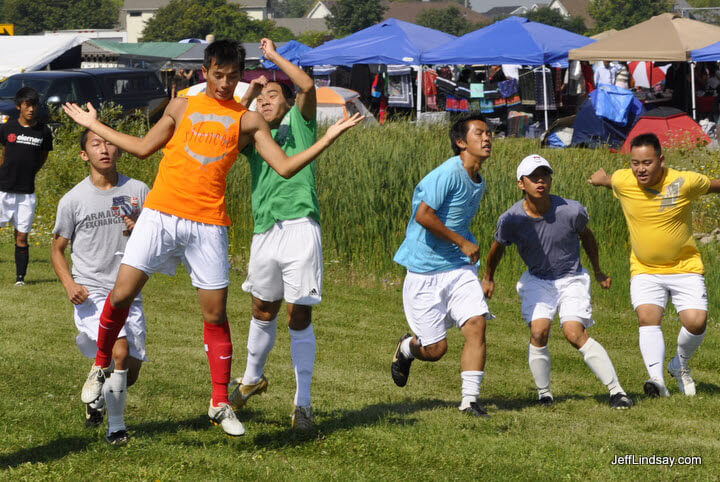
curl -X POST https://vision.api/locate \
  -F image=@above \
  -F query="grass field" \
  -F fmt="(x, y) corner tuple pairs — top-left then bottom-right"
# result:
(3, 127), (720, 479)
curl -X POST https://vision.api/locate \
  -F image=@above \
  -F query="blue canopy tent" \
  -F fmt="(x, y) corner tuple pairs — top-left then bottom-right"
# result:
(298, 18), (456, 115)
(691, 40), (720, 62)
(421, 16), (595, 128)
(262, 40), (311, 70)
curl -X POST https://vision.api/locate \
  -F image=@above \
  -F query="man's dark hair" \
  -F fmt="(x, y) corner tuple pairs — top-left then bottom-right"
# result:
(630, 133), (662, 156)
(449, 112), (487, 155)
(203, 39), (246, 71)
(15, 86), (39, 107)
(79, 128), (92, 150)
(267, 80), (295, 102)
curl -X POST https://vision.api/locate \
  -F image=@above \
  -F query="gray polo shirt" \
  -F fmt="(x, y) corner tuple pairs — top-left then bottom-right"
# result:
(494, 195), (588, 280)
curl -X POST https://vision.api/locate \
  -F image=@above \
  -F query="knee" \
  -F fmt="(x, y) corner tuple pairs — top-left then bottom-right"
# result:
(15, 232), (28, 246)
(563, 326), (588, 349)
(110, 289), (134, 309)
(252, 299), (281, 321)
(462, 316), (487, 341)
(204, 308), (227, 325)
(111, 339), (130, 365)
(530, 330), (549, 347)
(287, 305), (312, 331)
(422, 340), (448, 361)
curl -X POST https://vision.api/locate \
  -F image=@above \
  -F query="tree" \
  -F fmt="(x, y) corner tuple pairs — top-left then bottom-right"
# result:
(297, 30), (334, 47)
(521, 7), (587, 35)
(588, 0), (673, 32)
(326, 0), (386, 36)
(271, 0), (314, 18)
(140, 0), (296, 42)
(416, 6), (472, 36)
(1, 0), (121, 34)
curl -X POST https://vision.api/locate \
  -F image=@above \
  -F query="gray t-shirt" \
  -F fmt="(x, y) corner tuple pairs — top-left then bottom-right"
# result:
(53, 175), (149, 290)
(494, 195), (589, 280)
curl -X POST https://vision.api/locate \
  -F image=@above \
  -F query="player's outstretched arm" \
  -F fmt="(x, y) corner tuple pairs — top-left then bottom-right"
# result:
(482, 240), (505, 299)
(415, 201), (480, 263)
(260, 38), (317, 121)
(579, 227), (611, 289)
(244, 110), (363, 178)
(587, 168), (612, 188)
(62, 99), (182, 159)
(51, 234), (89, 304)
(707, 179), (720, 193)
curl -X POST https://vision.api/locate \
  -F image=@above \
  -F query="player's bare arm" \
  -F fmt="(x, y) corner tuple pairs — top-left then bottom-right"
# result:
(707, 179), (720, 193)
(239, 110), (363, 178)
(260, 38), (317, 121)
(481, 240), (506, 299)
(587, 168), (612, 188)
(62, 98), (186, 159)
(50, 234), (90, 305)
(240, 75), (268, 107)
(579, 227), (611, 289)
(415, 201), (480, 263)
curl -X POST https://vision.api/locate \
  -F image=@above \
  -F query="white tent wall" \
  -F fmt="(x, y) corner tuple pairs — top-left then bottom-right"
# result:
(0, 34), (87, 80)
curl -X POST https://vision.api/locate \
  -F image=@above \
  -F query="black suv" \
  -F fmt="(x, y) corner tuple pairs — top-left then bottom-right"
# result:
(0, 68), (169, 125)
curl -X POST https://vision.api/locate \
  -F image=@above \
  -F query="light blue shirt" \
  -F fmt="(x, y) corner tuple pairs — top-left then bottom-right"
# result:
(394, 156), (486, 273)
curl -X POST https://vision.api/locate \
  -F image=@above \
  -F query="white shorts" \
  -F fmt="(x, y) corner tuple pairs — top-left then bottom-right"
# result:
(516, 269), (594, 328)
(121, 208), (230, 290)
(630, 273), (708, 312)
(0, 191), (36, 233)
(242, 217), (323, 305)
(74, 289), (148, 362)
(402, 265), (492, 347)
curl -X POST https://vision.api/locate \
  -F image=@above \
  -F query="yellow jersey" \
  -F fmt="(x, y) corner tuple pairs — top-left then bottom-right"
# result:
(611, 168), (710, 276)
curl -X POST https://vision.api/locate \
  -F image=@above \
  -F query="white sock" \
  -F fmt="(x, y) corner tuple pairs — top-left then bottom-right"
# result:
(242, 317), (277, 385)
(103, 368), (128, 434)
(290, 324), (316, 407)
(528, 344), (551, 398)
(579, 338), (624, 395)
(400, 336), (414, 359)
(639, 325), (665, 381)
(677, 326), (705, 369)
(460, 370), (484, 406)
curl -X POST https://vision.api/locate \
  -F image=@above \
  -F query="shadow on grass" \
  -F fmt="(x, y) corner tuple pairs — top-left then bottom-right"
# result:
(249, 398), (455, 449)
(0, 435), (95, 469)
(24, 278), (57, 286)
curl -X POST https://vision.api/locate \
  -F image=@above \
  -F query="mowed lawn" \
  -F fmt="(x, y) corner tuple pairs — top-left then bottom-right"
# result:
(1, 242), (719, 481)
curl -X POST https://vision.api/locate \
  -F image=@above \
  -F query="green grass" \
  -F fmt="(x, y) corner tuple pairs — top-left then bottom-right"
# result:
(1, 243), (719, 480)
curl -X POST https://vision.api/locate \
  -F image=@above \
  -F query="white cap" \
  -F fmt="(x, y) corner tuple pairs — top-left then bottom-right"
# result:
(516, 154), (553, 180)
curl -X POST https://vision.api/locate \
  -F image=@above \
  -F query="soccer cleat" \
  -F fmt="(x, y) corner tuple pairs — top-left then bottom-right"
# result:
(538, 395), (555, 407)
(81, 360), (114, 404)
(105, 430), (130, 446)
(84, 402), (105, 428)
(667, 357), (696, 397)
(643, 378), (670, 398)
(14, 280), (25, 287)
(290, 405), (314, 430)
(208, 401), (245, 437)
(228, 375), (268, 410)
(609, 392), (633, 409)
(391, 333), (414, 387)
(459, 400), (490, 418)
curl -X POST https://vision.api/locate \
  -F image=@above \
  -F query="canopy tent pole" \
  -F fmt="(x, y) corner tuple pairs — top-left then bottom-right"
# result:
(416, 65), (422, 117)
(690, 61), (697, 120)
(542, 65), (549, 130)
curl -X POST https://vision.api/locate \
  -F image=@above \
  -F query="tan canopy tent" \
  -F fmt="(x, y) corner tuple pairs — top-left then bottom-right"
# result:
(569, 13), (720, 62)
(590, 29), (617, 41)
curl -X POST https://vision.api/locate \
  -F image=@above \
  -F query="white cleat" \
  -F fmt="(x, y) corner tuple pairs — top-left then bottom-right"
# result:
(643, 378), (670, 398)
(81, 361), (114, 404)
(208, 401), (245, 436)
(667, 357), (696, 397)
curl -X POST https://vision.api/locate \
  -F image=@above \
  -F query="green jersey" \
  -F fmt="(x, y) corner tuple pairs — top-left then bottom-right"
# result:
(244, 104), (320, 234)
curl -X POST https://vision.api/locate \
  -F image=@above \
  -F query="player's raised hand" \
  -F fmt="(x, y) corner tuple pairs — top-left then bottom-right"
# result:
(65, 281), (90, 305)
(62, 102), (98, 128)
(481, 278), (495, 299)
(595, 271), (612, 289)
(324, 113), (364, 141)
(249, 75), (268, 96)
(259, 38), (277, 57)
(588, 168), (611, 187)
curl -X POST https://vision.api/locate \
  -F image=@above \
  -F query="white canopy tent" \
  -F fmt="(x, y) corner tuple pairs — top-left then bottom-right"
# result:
(0, 34), (87, 80)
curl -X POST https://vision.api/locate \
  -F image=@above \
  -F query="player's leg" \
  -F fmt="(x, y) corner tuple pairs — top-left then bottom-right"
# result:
(667, 274), (708, 396)
(286, 303), (315, 429)
(13, 193), (35, 285)
(528, 318), (553, 405)
(631, 274), (669, 397)
(14, 229), (29, 285)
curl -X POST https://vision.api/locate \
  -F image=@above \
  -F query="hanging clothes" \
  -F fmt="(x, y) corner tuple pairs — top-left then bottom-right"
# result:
(387, 65), (413, 108)
(535, 68), (556, 111)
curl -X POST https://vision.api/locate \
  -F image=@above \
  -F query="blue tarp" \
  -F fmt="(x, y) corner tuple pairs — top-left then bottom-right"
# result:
(592, 84), (637, 125)
(261, 40), (311, 70)
(298, 18), (456, 66)
(691, 40), (720, 61)
(421, 16), (594, 67)
(570, 89), (645, 149)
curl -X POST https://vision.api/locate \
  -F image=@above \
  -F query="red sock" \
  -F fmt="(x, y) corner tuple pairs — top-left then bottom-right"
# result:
(95, 292), (130, 368)
(204, 320), (232, 406)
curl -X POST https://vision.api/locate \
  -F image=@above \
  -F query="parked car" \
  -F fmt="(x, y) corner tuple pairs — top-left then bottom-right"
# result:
(0, 68), (169, 125)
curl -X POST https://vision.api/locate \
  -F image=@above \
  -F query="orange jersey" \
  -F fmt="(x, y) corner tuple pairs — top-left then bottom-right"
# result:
(144, 95), (247, 225)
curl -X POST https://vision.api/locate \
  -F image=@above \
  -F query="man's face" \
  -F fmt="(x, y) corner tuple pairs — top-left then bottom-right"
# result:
(457, 120), (492, 159)
(80, 131), (119, 172)
(518, 167), (553, 198)
(17, 101), (37, 123)
(630, 144), (665, 186)
(256, 82), (291, 126)
(202, 59), (242, 101)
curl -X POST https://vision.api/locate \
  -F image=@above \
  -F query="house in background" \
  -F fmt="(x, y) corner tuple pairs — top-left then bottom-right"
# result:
(547, 0), (593, 28)
(306, 1), (336, 19)
(381, 1), (490, 25)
